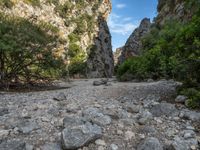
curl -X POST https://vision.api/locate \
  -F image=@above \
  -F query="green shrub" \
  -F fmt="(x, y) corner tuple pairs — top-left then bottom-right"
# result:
(0, 0), (14, 8)
(55, 1), (73, 18)
(0, 13), (65, 85)
(180, 88), (200, 109)
(24, 0), (41, 6)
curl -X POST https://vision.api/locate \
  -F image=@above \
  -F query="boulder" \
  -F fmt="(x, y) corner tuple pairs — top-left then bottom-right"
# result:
(93, 79), (109, 86)
(41, 143), (61, 150)
(0, 140), (26, 150)
(150, 102), (178, 117)
(61, 121), (102, 150)
(83, 107), (112, 126)
(53, 92), (66, 101)
(138, 110), (153, 125)
(137, 137), (163, 150)
(0, 108), (9, 116)
(181, 110), (200, 121)
(175, 95), (188, 103)
(17, 120), (40, 134)
(170, 136), (198, 150)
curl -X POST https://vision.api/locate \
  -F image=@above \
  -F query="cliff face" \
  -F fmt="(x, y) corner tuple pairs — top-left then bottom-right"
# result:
(114, 18), (151, 65)
(87, 18), (114, 78)
(0, 0), (113, 78)
(155, 0), (196, 26)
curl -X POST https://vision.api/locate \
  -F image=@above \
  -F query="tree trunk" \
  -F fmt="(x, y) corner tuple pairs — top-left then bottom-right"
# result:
(0, 50), (5, 82)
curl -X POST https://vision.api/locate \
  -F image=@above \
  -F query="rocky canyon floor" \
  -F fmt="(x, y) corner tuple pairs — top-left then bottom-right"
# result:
(0, 79), (200, 150)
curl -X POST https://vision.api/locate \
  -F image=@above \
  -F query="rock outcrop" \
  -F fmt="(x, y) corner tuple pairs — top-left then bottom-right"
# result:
(155, 0), (196, 26)
(87, 18), (114, 78)
(114, 18), (151, 65)
(0, 0), (113, 78)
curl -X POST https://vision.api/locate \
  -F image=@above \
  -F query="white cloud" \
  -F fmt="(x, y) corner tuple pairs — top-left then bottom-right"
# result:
(116, 4), (126, 9)
(108, 13), (137, 36)
(123, 17), (132, 22)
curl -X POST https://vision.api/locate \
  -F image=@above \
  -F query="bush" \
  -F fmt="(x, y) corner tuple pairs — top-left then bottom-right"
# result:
(24, 0), (41, 6)
(180, 88), (200, 109)
(0, 0), (14, 8)
(0, 13), (65, 86)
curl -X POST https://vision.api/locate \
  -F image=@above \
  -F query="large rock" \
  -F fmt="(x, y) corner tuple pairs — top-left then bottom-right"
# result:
(138, 110), (153, 125)
(87, 18), (114, 78)
(137, 137), (163, 150)
(53, 92), (66, 101)
(169, 136), (198, 150)
(83, 107), (112, 126)
(93, 79), (108, 86)
(181, 110), (200, 122)
(61, 116), (102, 150)
(17, 120), (40, 134)
(150, 102), (178, 117)
(0, 108), (9, 116)
(0, 140), (26, 150)
(41, 143), (61, 150)
(175, 95), (188, 103)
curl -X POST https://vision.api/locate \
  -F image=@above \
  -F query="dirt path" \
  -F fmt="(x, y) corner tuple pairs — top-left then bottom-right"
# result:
(0, 79), (199, 150)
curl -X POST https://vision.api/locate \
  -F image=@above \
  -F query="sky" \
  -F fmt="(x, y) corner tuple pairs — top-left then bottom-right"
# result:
(108, 0), (158, 51)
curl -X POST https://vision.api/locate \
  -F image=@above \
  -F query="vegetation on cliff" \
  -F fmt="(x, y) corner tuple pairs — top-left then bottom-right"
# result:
(0, 13), (66, 86)
(117, 0), (200, 108)
(0, 0), (113, 89)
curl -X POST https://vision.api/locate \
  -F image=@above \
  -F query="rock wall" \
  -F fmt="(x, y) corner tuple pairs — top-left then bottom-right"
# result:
(0, 0), (113, 78)
(114, 18), (151, 65)
(155, 0), (196, 26)
(87, 18), (114, 78)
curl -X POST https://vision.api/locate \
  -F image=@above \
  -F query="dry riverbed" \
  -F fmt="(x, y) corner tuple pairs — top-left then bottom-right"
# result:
(0, 79), (200, 150)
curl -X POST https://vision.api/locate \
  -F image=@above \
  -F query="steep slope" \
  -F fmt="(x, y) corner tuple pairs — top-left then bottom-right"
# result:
(0, 0), (114, 78)
(155, 0), (198, 25)
(114, 18), (151, 65)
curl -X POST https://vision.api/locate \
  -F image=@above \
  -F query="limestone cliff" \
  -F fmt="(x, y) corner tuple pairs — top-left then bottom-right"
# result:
(155, 0), (197, 26)
(114, 18), (151, 65)
(0, 0), (113, 78)
(87, 18), (114, 78)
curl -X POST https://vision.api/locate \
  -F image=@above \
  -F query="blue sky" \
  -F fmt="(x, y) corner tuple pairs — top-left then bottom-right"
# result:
(108, 0), (158, 51)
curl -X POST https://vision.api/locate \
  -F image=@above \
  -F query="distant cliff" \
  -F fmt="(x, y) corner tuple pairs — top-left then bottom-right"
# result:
(0, 0), (113, 78)
(114, 0), (198, 66)
(155, 0), (197, 26)
(114, 18), (151, 65)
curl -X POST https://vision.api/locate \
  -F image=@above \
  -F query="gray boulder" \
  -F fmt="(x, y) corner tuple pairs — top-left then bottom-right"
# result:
(83, 107), (112, 126)
(41, 143), (61, 150)
(137, 137), (163, 150)
(0, 108), (9, 116)
(61, 121), (102, 150)
(93, 79), (108, 86)
(138, 110), (153, 125)
(0, 140), (26, 150)
(175, 95), (188, 103)
(181, 110), (200, 121)
(17, 120), (40, 134)
(53, 92), (66, 101)
(170, 136), (198, 150)
(150, 102), (178, 117)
